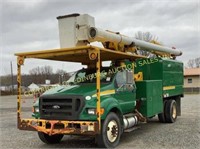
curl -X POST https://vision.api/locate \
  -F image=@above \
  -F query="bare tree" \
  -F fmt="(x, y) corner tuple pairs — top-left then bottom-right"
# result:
(29, 66), (41, 75)
(187, 57), (200, 68)
(41, 66), (53, 80)
(56, 69), (70, 84)
(56, 69), (66, 75)
(29, 66), (53, 84)
(41, 66), (53, 75)
(135, 31), (158, 56)
(187, 59), (195, 68)
(194, 57), (200, 68)
(29, 66), (40, 84)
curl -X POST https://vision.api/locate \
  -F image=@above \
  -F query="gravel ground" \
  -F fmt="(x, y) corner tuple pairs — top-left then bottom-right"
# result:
(0, 94), (199, 149)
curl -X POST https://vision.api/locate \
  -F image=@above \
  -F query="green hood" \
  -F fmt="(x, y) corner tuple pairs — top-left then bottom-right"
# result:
(43, 83), (113, 97)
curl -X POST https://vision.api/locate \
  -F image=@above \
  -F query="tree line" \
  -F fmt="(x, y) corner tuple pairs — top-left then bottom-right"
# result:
(186, 57), (200, 68)
(0, 65), (70, 87)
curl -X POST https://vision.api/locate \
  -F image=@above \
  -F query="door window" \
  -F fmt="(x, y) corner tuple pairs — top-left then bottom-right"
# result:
(115, 71), (126, 88)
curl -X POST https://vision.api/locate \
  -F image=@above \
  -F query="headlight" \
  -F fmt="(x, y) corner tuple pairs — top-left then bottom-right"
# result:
(88, 109), (96, 115)
(85, 96), (91, 100)
(35, 107), (39, 113)
(87, 108), (104, 115)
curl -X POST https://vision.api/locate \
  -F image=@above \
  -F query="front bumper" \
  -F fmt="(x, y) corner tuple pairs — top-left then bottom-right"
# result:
(18, 118), (99, 135)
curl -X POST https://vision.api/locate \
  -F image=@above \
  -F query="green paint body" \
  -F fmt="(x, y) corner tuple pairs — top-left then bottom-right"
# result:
(32, 57), (183, 119)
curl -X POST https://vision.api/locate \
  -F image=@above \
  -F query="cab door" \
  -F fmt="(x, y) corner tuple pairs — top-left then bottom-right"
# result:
(114, 70), (136, 114)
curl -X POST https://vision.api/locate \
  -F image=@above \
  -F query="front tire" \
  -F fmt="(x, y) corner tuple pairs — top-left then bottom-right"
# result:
(96, 112), (121, 148)
(38, 132), (63, 144)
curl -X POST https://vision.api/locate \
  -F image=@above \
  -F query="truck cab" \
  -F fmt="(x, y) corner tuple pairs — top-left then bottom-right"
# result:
(33, 65), (137, 121)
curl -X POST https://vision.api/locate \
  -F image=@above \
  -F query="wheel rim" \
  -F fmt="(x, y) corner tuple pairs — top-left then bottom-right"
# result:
(106, 120), (118, 143)
(172, 103), (177, 119)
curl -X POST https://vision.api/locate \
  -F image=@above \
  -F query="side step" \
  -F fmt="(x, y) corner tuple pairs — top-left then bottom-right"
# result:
(124, 126), (140, 133)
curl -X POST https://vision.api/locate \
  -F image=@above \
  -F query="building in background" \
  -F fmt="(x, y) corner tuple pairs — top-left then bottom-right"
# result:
(28, 83), (40, 91)
(184, 68), (200, 94)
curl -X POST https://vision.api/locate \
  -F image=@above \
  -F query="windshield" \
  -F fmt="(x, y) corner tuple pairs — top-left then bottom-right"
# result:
(67, 67), (115, 84)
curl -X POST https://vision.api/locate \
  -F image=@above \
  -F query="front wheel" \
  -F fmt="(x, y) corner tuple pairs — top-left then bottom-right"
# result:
(38, 132), (63, 144)
(96, 112), (121, 148)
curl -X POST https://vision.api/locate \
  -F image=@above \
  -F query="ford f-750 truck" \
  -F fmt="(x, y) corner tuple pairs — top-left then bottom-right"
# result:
(15, 14), (183, 148)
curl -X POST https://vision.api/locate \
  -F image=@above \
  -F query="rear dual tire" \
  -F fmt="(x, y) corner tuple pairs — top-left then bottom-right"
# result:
(165, 100), (177, 123)
(158, 99), (177, 123)
(158, 100), (167, 123)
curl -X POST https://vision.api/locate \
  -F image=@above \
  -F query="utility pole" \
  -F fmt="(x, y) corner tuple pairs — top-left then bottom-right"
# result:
(10, 61), (14, 95)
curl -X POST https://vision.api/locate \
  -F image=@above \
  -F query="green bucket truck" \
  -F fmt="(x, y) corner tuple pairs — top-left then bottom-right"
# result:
(15, 14), (183, 148)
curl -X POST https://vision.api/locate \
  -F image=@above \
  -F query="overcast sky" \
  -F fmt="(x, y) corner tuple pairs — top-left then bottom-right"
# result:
(0, 0), (199, 75)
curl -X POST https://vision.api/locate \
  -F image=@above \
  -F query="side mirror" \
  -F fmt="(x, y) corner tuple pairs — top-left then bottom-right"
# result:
(126, 71), (133, 84)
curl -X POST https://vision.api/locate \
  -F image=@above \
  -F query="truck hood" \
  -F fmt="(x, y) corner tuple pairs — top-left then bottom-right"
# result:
(43, 83), (113, 97)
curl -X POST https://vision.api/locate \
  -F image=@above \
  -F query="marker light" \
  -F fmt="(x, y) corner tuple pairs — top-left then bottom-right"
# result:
(90, 53), (97, 60)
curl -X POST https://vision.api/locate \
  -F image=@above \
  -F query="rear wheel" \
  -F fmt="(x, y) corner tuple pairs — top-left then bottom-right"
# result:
(158, 100), (167, 123)
(96, 112), (121, 148)
(38, 132), (63, 144)
(165, 100), (177, 123)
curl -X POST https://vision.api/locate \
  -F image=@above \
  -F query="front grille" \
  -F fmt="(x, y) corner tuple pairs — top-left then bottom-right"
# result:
(39, 95), (85, 120)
